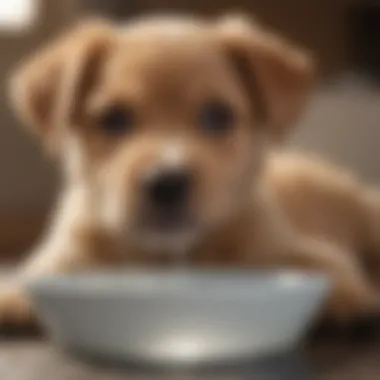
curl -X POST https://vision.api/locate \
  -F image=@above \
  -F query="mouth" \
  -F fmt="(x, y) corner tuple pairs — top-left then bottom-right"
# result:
(133, 209), (200, 253)
(141, 209), (197, 234)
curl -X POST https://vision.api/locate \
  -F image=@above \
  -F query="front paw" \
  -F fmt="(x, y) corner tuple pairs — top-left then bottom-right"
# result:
(324, 282), (380, 324)
(0, 285), (40, 336)
(309, 286), (380, 342)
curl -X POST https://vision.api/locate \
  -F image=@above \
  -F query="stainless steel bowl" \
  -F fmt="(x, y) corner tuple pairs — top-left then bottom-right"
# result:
(27, 270), (329, 366)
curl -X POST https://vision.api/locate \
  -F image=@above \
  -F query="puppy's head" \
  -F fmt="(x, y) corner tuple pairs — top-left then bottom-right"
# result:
(9, 15), (313, 253)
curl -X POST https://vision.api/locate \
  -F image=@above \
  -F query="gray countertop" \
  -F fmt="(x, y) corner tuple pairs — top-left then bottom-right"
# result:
(1, 336), (380, 379)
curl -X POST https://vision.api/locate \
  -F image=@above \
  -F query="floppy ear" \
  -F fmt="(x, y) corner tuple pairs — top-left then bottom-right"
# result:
(9, 18), (113, 150)
(213, 15), (314, 139)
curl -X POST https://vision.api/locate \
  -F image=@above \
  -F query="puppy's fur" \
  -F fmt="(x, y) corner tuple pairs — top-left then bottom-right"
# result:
(2, 14), (380, 326)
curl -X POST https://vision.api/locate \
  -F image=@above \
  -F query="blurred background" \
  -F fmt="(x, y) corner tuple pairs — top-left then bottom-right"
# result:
(0, 0), (379, 258)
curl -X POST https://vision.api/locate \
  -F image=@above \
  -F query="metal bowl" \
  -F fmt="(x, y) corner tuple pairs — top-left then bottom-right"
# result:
(27, 270), (329, 367)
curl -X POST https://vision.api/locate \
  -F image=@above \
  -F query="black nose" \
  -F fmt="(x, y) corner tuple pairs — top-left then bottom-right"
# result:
(145, 170), (191, 208)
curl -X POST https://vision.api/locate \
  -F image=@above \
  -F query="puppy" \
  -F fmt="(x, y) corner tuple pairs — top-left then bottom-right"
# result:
(2, 14), (380, 328)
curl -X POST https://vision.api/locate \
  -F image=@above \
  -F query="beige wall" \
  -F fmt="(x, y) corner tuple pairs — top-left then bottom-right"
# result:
(291, 79), (380, 183)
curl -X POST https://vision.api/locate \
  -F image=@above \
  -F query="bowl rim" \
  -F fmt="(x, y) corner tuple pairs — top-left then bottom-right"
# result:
(26, 269), (330, 300)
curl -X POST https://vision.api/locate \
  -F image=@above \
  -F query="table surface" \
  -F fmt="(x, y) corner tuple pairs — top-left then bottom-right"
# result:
(1, 338), (380, 380)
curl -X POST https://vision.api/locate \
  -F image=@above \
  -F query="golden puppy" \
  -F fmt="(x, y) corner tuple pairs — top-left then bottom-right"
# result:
(2, 14), (380, 327)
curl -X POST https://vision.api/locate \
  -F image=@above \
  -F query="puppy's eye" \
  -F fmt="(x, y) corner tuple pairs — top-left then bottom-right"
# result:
(198, 102), (235, 134)
(98, 106), (133, 135)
